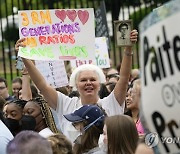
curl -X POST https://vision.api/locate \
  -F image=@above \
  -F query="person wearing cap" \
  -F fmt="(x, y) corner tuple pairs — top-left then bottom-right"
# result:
(64, 105), (106, 154)
(15, 29), (138, 142)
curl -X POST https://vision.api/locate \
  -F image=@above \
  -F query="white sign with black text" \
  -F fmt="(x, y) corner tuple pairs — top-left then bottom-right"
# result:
(35, 60), (68, 88)
(140, 0), (180, 153)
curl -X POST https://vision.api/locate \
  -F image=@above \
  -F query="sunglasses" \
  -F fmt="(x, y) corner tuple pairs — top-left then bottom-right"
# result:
(106, 73), (120, 79)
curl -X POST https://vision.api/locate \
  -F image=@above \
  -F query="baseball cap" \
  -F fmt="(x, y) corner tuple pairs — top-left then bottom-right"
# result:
(64, 105), (105, 129)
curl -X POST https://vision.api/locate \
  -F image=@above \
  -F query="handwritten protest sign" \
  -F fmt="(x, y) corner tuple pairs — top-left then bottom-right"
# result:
(18, 9), (95, 61)
(35, 60), (68, 88)
(139, 0), (180, 153)
(95, 37), (110, 68)
(71, 37), (110, 69)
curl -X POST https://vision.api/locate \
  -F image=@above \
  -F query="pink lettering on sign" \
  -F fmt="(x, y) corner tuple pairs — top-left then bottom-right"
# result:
(78, 10), (89, 25)
(59, 56), (76, 60)
(55, 10), (66, 22)
(76, 60), (92, 67)
(66, 10), (77, 22)
(39, 34), (75, 45)
(55, 9), (89, 25)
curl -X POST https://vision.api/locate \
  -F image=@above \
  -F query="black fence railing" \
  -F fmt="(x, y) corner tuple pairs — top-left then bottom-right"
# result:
(0, 0), (170, 83)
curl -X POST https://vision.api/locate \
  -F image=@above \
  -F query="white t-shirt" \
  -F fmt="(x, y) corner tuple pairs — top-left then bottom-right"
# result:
(55, 91), (124, 142)
(0, 120), (14, 154)
(39, 127), (54, 138)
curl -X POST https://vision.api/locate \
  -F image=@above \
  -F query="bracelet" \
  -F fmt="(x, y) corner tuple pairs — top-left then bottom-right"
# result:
(124, 51), (133, 56)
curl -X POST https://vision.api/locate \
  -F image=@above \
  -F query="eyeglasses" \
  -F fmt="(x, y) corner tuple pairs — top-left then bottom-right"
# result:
(13, 88), (22, 91)
(106, 73), (119, 79)
(0, 87), (6, 90)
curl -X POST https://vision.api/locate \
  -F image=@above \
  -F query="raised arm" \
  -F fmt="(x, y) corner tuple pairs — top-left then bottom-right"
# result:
(15, 38), (58, 109)
(114, 30), (138, 106)
(20, 67), (32, 101)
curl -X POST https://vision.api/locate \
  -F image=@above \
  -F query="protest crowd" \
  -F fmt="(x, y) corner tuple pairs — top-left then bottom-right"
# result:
(2, 1), (178, 153)
(0, 28), (155, 154)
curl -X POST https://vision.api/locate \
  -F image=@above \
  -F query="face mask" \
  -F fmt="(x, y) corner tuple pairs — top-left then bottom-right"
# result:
(83, 115), (104, 132)
(20, 115), (36, 131)
(34, 112), (45, 131)
(68, 127), (82, 144)
(73, 116), (104, 144)
(101, 144), (108, 152)
(4, 118), (20, 135)
(73, 131), (82, 144)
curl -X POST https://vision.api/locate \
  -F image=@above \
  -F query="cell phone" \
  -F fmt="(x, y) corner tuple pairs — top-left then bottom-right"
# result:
(16, 56), (24, 70)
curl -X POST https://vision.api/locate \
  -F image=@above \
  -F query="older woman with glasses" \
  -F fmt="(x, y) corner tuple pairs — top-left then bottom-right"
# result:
(125, 78), (144, 136)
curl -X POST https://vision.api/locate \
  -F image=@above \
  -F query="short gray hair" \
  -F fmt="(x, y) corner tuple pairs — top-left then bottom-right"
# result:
(69, 64), (106, 88)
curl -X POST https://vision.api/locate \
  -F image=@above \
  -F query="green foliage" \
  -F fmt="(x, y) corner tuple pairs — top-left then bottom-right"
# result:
(104, 0), (142, 12)
(129, 1), (171, 30)
(0, 0), (47, 17)
(129, 6), (155, 30)
(0, 1), (18, 17)
(3, 24), (19, 41)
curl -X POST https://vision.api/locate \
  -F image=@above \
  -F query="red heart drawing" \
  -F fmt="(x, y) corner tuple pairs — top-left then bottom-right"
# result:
(55, 10), (66, 22)
(77, 10), (89, 25)
(66, 10), (77, 22)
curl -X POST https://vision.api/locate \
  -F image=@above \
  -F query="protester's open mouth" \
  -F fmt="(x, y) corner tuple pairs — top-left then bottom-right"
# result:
(85, 87), (93, 92)
(126, 101), (131, 106)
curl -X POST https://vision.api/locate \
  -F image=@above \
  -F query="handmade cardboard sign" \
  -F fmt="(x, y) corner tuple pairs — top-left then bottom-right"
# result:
(139, 0), (180, 153)
(35, 60), (68, 88)
(71, 37), (110, 69)
(18, 9), (95, 61)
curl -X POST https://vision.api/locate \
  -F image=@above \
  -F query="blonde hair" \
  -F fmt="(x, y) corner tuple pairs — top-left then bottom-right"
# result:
(48, 134), (73, 154)
(29, 97), (59, 134)
(69, 64), (106, 88)
(133, 79), (141, 96)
